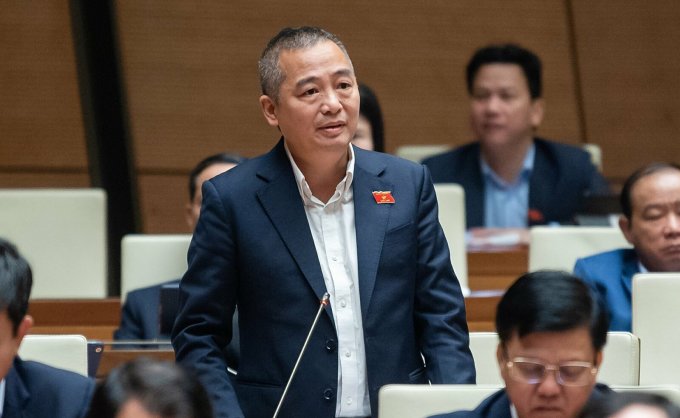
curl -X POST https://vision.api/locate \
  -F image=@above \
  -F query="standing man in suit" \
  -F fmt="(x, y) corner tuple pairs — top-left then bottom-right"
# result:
(430, 271), (610, 418)
(172, 26), (475, 418)
(423, 44), (609, 229)
(574, 162), (680, 331)
(0, 238), (95, 417)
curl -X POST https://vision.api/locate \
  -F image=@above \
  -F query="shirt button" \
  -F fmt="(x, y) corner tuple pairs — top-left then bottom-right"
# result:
(331, 256), (338, 262)
(345, 350), (351, 358)
(340, 299), (347, 308)
(346, 397), (353, 405)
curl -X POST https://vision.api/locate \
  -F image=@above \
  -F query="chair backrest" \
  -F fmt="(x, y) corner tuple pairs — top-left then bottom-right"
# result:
(121, 234), (192, 302)
(19, 334), (89, 376)
(433, 184), (467, 293)
(0, 188), (107, 298)
(469, 331), (639, 386)
(378, 384), (501, 418)
(528, 226), (630, 272)
(582, 143), (603, 172)
(395, 145), (451, 163)
(379, 384), (680, 418)
(632, 273), (680, 385)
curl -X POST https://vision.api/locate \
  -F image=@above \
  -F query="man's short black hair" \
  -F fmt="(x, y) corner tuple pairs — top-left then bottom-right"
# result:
(580, 391), (680, 418)
(188, 153), (245, 201)
(619, 162), (680, 220)
(0, 238), (33, 335)
(496, 270), (609, 351)
(466, 43), (542, 99)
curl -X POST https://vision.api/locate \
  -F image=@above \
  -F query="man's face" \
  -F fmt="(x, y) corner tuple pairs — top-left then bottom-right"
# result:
(186, 162), (237, 230)
(259, 40), (359, 161)
(470, 63), (543, 150)
(620, 169), (680, 272)
(498, 327), (601, 418)
(0, 310), (31, 380)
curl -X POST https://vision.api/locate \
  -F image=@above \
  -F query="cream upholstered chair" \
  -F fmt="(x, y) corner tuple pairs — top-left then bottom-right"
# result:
(19, 334), (89, 376)
(469, 332), (640, 386)
(120, 234), (192, 302)
(582, 143), (603, 172)
(528, 226), (630, 272)
(433, 184), (468, 294)
(378, 384), (500, 418)
(395, 145), (451, 163)
(0, 188), (107, 298)
(632, 273), (680, 385)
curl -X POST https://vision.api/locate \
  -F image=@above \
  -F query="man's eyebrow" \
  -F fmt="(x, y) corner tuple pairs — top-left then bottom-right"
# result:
(294, 69), (354, 89)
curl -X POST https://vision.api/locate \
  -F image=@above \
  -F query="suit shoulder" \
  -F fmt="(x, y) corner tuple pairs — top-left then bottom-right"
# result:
(126, 279), (180, 300)
(422, 142), (478, 166)
(577, 248), (630, 266)
(535, 138), (592, 166)
(15, 358), (94, 393)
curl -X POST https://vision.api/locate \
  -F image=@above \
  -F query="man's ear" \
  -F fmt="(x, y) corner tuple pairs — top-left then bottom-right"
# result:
(594, 350), (603, 370)
(496, 343), (505, 368)
(619, 215), (635, 245)
(16, 315), (33, 343)
(530, 98), (545, 129)
(259, 95), (279, 127)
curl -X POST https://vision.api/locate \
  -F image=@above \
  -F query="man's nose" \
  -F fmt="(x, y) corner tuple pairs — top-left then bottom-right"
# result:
(321, 90), (342, 114)
(484, 95), (502, 113)
(536, 370), (561, 397)
(664, 213), (680, 237)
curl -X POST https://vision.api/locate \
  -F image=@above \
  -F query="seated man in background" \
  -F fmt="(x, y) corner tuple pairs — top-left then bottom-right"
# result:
(574, 162), (680, 331)
(0, 238), (95, 417)
(431, 270), (610, 418)
(423, 44), (609, 230)
(115, 152), (243, 368)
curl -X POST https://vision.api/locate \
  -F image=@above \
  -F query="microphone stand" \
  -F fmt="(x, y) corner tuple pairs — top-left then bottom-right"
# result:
(272, 292), (330, 418)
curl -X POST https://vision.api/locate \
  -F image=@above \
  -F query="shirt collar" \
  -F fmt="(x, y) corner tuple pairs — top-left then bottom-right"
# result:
(480, 143), (536, 188)
(284, 142), (355, 206)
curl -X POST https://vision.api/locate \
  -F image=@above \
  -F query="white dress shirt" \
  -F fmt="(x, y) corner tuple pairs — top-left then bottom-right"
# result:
(285, 143), (370, 417)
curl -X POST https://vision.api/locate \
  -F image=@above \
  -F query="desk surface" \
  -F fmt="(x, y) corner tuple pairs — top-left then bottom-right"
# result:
(467, 245), (527, 291)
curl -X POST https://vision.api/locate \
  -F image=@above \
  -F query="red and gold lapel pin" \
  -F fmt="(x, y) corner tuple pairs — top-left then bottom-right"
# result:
(372, 191), (395, 204)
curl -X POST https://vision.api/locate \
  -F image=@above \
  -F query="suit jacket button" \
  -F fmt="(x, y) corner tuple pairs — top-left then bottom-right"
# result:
(325, 339), (337, 352)
(323, 388), (334, 401)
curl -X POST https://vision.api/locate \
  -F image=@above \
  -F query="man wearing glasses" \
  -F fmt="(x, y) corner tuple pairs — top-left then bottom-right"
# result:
(431, 270), (611, 418)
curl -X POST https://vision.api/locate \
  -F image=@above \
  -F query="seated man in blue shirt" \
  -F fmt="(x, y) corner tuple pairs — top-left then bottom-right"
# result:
(0, 238), (95, 417)
(114, 152), (243, 369)
(574, 162), (680, 331)
(430, 271), (610, 418)
(423, 44), (609, 229)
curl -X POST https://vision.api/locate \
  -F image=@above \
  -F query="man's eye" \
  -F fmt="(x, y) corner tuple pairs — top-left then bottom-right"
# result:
(338, 82), (352, 89)
(303, 88), (318, 96)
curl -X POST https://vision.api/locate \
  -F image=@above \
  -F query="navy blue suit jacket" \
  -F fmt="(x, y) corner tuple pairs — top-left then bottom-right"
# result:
(429, 384), (612, 418)
(422, 138), (609, 228)
(115, 279), (240, 369)
(574, 248), (639, 332)
(172, 140), (475, 418)
(4, 357), (94, 417)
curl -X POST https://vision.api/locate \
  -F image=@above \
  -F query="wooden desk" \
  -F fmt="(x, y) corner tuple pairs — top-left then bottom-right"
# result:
(464, 291), (502, 332)
(28, 298), (121, 340)
(467, 245), (528, 291)
(96, 348), (175, 379)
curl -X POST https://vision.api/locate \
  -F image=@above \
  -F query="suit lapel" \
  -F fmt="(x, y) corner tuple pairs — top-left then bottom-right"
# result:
(353, 153), (391, 318)
(256, 141), (329, 308)
(621, 249), (640, 297)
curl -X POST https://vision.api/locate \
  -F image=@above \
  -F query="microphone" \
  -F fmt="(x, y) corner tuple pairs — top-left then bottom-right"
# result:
(272, 292), (330, 418)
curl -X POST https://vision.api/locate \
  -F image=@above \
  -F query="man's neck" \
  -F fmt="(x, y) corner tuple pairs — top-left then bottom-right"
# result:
(481, 138), (533, 183)
(289, 147), (349, 203)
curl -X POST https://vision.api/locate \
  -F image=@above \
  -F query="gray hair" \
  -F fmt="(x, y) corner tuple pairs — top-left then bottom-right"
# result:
(258, 26), (352, 102)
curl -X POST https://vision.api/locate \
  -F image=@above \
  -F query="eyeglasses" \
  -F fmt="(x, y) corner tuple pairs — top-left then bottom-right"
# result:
(505, 357), (597, 387)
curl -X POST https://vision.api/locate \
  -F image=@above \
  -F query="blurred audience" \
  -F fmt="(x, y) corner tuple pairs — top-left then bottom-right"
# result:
(574, 162), (680, 331)
(0, 237), (94, 417)
(87, 358), (213, 418)
(423, 43), (609, 230)
(579, 391), (680, 418)
(352, 82), (385, 152)
(430, 270), (610, 418)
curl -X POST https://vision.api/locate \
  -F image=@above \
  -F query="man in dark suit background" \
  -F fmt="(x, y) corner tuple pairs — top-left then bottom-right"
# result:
(574, 162), (680, 331)
(172, 26), (475, 418)
(0, 238), (94, 417)
(430, 271), (611, 418)
(423, 44), (609, 229)
(115, 152), (242, 368)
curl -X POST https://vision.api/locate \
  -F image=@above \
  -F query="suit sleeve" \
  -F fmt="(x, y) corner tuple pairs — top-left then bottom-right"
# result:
(415, 165), (476, 384)
(171, 180), (243, 418)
